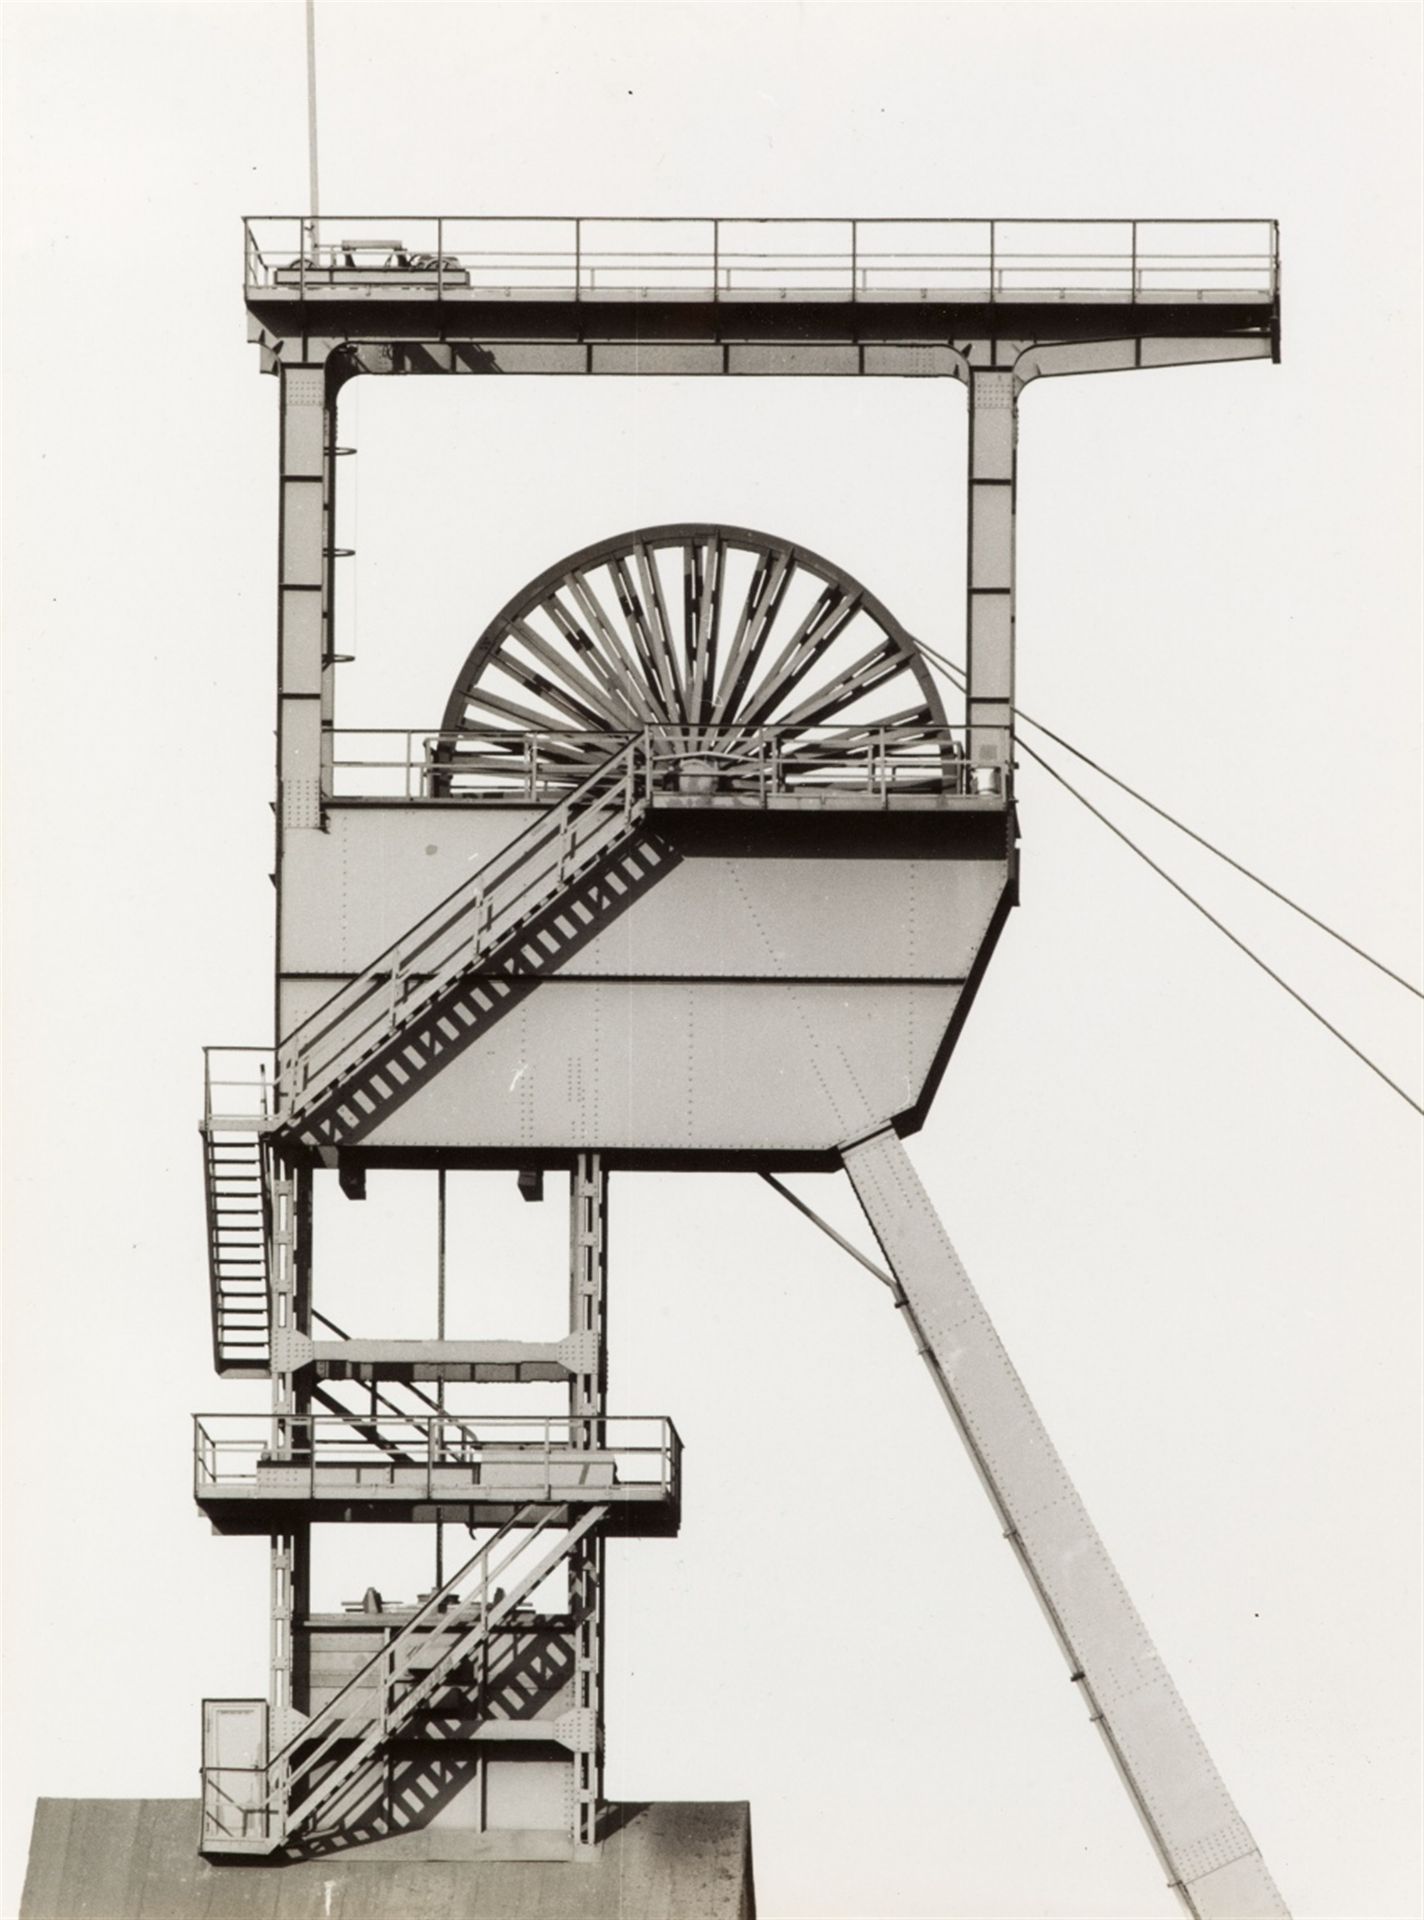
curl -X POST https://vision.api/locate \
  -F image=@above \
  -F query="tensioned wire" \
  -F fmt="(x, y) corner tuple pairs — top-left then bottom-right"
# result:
(913, 639), (1423, 1118)
(913, 636), (1421, 1000)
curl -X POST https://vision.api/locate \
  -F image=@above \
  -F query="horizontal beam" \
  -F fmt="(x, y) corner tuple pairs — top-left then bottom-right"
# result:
(250, 305), (1278, 376)
(311, 1336), (587, 1383)
(197, 1488), (679, 1538)
(272, 1330), (596, 1380)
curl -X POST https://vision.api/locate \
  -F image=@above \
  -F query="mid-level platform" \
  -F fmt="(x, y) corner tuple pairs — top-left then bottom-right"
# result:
(193, 1413), (680, 1536)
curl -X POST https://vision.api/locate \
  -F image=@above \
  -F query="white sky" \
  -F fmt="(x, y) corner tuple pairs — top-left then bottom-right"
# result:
(3, 4), (1421, 1918)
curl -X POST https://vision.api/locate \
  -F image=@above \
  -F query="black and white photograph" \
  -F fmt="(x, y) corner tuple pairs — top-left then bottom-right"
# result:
(3, 4), (1420, 1917)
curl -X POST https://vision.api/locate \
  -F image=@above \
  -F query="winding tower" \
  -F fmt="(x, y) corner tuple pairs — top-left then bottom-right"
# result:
(195, 215), (1287, 1917)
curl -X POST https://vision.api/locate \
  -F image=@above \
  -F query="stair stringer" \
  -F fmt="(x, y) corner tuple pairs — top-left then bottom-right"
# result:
(244, 1505), (610, 1856)
(287, 830), (676, 1151)
(274, 739), (676, 1152)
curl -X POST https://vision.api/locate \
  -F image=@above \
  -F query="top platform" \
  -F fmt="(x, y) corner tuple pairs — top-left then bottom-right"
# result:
(245, 215), (1278, 307)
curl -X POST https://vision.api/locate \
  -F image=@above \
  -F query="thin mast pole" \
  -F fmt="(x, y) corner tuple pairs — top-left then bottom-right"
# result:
(305, 0), (320, 239)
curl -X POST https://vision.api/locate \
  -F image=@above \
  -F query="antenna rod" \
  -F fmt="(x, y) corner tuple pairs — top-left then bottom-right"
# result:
(305, 0), (320, 233)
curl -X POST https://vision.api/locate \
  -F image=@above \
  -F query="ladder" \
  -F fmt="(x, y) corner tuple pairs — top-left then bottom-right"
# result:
(203, 1503), (608, 1856)
(276, 737), (657, 1149)
(201, 1122), (271, 1377)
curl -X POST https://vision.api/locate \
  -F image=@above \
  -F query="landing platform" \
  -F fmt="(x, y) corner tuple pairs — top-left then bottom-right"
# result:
(193, 1414), (682, 1537)
(21, 1798), (756, 1919)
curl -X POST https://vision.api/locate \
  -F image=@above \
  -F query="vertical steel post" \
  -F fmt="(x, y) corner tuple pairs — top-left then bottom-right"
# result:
(435, 1168), (447, 1588)
(268, 1530), (295, 1788)
(268, 1156), (313, 1809)
(965, 369), (1017, 774)
(568, 1154), (608, 1858)
(276, 363), (333, 831)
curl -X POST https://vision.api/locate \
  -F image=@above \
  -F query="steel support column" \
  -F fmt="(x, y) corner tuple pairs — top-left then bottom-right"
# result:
(841, 1127), (1290, 1920)
(267, 1528), (309, 1786)
(965, 369), (1017, 773)
(276, 363), (335, 832)
(267, 1160), (312, 1754)
(568, 1154), (608, 1858)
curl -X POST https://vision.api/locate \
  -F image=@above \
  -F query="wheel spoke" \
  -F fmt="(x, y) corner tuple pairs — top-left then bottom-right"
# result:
(632, 540), (690, 727)
(764, 637), (915, 735)
(683, 535), (726, 729)
(610, 553), (684, 735)
(436, 523), (949, 791)
(731, 586), (861, 730)
(506, 616), (639, 729)
(773, 703), (936, 758)
(560, 570), (665, 727)
(460, 680), (619, 741)
(707, 546), (795, 729)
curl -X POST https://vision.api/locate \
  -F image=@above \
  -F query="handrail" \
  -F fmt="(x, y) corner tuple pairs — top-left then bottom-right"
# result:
(193, 1411), (678, 1480)
(328, 722), (976, 802)
(203, 1045), (275, 1124)
(194, 1411), (675, 1445)
(243, 215), (1279, 304)
(280, 1504), (607, 1835)
(222, 1502), (576, 1836)
(264, 1506), (540, 1786)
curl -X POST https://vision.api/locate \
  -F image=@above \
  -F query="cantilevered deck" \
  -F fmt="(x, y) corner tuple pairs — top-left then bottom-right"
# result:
(245, 214), (1280, 371)
(194, 1413), (681, 1536)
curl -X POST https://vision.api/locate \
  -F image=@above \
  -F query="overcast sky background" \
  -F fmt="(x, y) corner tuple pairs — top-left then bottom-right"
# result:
(4, 4), (1421, 1917)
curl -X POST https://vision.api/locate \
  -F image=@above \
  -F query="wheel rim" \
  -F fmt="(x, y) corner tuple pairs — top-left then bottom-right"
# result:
(436, 523), (949, 792)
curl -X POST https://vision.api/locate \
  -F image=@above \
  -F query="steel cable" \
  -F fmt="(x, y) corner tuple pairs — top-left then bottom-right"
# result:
(916, 646), (1422, 1116)
(914, 636), (1423, 999)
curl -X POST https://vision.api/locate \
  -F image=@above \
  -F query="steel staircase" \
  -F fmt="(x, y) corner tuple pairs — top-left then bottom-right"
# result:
(202, 1121), (272, 1378)
(203, 1503), (606, 1855)
(276, 736), (659, 1149)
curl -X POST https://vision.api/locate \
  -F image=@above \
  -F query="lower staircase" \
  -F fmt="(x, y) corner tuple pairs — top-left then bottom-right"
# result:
(201, 1503), (607, 1856)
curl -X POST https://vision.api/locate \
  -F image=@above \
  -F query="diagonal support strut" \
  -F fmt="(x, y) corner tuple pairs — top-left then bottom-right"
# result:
(838, 1126), (1291, 1920)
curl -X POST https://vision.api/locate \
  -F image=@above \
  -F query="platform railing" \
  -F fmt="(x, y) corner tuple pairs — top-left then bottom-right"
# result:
(202, 1045), (276, 1126)
(193, 1412), (680, 1505)
(330, 723), (980, 801)
(243, 216), (1278, 303)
